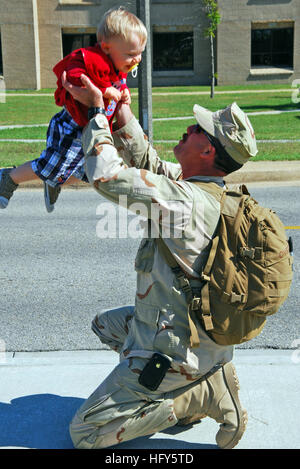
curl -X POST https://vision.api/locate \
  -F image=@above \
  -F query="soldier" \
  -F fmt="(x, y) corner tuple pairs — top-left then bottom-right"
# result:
(62, 72), (257, 450)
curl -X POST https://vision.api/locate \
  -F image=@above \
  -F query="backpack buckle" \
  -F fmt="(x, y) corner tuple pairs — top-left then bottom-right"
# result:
(178, 275), (191, 294)
(191, 297), (201, 311)
(239, 247), (255, 259)
(240, 246), (263, 260)
(231, 292), (246, 303)
(202, 312), (214, 331)
(201, 273), (210, 282)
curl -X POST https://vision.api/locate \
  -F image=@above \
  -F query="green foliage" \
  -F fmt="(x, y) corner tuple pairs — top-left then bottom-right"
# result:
(203, 0), (221, 38)
(202, 0), (221, 97)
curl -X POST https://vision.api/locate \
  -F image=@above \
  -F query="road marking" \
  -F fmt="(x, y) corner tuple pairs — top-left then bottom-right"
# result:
(285, 226), (300, 229)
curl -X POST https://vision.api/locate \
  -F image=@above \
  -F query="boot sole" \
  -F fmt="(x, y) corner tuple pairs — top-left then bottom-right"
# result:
(44, 182), (55, 213)
(0, 196), (9, 209)
(44, 182), (61, 213)
(220, 362), (248, 449)
(0, 167), (17, 208)
(0, 169), (9, 208)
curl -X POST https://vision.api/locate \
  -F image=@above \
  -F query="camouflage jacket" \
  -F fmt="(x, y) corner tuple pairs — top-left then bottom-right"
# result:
(82, 113), (233, 379)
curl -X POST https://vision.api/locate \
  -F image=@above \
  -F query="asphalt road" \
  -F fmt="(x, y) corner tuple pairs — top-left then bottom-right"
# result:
(1, 185), (299, 352)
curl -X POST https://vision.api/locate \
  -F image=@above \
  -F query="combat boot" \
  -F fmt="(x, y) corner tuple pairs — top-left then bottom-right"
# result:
(173, 362), (247, 449)
(0, 168), (18, 209)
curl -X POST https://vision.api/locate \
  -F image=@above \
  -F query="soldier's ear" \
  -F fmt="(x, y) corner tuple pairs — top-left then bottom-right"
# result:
(203, 143), (216, 157)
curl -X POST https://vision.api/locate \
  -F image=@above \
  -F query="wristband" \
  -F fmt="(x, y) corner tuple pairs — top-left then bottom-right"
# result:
(88, 107), (106, 121)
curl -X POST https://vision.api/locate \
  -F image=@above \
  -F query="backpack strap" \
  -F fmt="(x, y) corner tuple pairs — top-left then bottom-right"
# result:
(199, 233), (219, 333)
(155, 181), (227, 347)
(190, 181), (226, 333)
(156, 237), (201, 348)
(190, 180), (224, 202)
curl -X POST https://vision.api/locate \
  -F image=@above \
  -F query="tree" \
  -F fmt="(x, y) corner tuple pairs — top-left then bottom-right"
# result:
(203, 0), (221, 98)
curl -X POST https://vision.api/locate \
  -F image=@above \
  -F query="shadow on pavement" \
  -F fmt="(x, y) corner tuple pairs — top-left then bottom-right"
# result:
(0, 394), (83, 449)
(113, 437), (217, 450)
(0, 393), (217, 450)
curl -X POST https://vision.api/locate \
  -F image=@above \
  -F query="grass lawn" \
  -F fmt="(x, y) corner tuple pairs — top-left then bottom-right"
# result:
(0, 84), (299, 167)
(153, 112), (300, 141)
(154, 141), (300, 163)
(1, 89), (297, 124)
(0, 142), (45, 168)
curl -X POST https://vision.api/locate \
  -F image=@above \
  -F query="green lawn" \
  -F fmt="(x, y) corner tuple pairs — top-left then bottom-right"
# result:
(153, 112), (299, 141)
(0, 84), (299, 166)
(0, 142), (45, 168)
(151, 92), (298, 118)
(154, 141), (300, 163)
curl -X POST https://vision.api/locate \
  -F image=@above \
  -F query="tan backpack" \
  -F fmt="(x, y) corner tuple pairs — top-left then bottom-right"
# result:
(157, 182), (293, 347)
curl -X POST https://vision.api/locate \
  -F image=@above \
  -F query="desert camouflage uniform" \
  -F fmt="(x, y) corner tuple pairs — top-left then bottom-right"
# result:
(69, 114), (234, 449)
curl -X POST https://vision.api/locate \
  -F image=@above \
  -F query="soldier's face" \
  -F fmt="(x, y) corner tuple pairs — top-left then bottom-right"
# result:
(174, 124), (213, 164)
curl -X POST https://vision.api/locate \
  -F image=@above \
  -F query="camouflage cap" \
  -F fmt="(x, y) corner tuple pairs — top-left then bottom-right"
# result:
(193, 102), (258, 164)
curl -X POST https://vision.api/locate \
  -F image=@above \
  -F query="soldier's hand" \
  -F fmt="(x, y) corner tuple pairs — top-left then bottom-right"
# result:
(61, 71), (104, 108)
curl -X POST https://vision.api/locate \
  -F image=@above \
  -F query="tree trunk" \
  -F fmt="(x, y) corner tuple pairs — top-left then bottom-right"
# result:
(210, 34), (215, 98)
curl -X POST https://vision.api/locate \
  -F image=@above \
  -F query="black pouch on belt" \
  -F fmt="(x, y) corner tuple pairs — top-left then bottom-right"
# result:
(138, 353), (171, 391)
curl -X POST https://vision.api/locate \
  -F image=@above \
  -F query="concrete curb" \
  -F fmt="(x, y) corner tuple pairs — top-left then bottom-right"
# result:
(224, 160), (300, 184)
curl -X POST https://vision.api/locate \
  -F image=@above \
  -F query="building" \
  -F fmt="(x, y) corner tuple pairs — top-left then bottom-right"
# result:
(0, 0), (299, 89)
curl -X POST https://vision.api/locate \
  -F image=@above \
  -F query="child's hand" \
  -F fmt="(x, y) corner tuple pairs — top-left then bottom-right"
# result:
(121, 88), (131, 105)
(103, 86), (122, 102)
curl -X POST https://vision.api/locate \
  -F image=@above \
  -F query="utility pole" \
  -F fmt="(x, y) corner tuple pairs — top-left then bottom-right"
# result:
(136, 0), (153, 143)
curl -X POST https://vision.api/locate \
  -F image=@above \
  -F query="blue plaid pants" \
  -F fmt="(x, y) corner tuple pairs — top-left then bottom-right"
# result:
(31, 109), (88, 187)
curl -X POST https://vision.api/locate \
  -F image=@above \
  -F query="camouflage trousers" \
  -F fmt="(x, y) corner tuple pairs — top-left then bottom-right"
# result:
(69, 306), (207, 449)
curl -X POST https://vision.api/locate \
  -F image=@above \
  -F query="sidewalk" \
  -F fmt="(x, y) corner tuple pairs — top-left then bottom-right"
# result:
(224, 160), (300, 184)
(0, 349), (299, 449)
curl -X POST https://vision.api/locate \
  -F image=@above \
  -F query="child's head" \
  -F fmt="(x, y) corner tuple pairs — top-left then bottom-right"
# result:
(97, 6), (147, 73)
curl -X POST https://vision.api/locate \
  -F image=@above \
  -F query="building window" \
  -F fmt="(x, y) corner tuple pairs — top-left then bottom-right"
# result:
(153, 31), (193, 72)
(62, 32), (97, 57)
(59, 1), (101, 4)
(251, 26), (294, 68)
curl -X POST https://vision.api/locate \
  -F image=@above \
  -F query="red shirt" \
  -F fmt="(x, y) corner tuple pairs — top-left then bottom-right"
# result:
(53, 44), (128, 128)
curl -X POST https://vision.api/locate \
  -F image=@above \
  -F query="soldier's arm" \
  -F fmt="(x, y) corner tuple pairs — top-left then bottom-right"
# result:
(63, 72), (190, 223)
(61, 71), (181, 179)
(112, 104), (182, 180)
(82, 111), (193, 242)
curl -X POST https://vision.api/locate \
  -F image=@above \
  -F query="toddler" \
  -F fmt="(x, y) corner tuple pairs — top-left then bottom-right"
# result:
(0, 7), (147, 212)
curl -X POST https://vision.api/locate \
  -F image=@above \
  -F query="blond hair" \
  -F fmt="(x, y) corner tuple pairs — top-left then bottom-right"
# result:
(97, 6), (147, 44)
